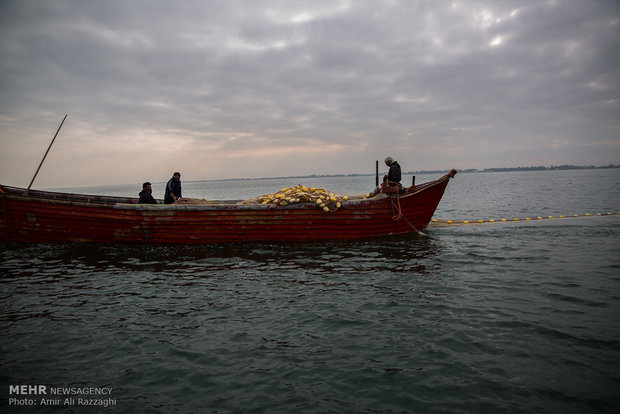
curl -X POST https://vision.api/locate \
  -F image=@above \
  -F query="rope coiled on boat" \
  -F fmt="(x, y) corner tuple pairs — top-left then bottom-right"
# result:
(385, 184), (425, 236)
(380, 181), (401, 195)
(381, 181), (405, 220)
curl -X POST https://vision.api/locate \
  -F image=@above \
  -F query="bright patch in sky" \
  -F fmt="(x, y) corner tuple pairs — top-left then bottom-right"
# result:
(490, 36), (503, 47)
(290, 12), (313, 24)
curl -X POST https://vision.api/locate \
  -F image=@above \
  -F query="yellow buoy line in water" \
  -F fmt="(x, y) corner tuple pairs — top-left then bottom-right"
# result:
(429, 211), (620, 227)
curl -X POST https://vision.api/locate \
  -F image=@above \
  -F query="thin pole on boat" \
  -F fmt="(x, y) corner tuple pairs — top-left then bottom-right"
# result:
(24, 114), (68, 196)
(375, 160), (379, 187)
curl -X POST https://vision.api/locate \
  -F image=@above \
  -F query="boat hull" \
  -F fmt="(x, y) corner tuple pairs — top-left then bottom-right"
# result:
(0, 171), (455, 244)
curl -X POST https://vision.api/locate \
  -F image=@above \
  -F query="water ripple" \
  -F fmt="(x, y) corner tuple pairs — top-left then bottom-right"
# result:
(2, 216), (620, 413)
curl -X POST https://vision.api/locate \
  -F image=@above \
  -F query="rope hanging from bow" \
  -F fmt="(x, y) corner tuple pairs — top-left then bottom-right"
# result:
(385, 184), (425, 236)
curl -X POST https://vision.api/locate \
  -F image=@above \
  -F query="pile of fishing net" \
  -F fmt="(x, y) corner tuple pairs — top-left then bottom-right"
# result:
(240, 184), (351, 211)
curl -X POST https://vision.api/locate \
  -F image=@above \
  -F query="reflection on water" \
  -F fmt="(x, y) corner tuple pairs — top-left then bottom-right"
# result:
(2, 233), (443, 277)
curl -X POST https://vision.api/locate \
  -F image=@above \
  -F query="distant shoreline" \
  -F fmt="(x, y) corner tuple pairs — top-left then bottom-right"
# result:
(454, 164), (620, 174)
(204, 164), (620, 183)
(43, 164), (620, 190)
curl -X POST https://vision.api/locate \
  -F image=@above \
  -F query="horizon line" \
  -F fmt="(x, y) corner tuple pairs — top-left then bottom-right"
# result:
(42, 163), (620, 189)
(194, 163), (620, 183)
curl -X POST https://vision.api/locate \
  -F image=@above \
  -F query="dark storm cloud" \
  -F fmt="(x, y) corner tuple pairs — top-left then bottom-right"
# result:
(0, 0), (618, 186)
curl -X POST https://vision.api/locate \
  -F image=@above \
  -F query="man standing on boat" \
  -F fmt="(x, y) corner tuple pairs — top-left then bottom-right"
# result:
(164, 172), (182, 204)
(139, 182), (158, 204)
(383, 157), (402, 184)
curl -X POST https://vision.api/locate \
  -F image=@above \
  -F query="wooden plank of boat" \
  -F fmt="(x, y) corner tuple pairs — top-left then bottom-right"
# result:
(0, 169), (456, 244)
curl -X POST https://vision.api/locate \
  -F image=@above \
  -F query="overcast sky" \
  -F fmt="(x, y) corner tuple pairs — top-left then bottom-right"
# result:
(0, 0), (618, 188)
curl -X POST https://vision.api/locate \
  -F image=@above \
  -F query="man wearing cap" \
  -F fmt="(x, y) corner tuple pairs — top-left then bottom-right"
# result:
(164, 172), (182, 204)
(383, 157), (402, 184)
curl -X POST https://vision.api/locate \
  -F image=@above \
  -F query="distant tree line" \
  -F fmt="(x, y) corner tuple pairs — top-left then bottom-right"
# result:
(459, 164), (620, 173)
(283, 164), (620, 178)
(208, 164), (619, 182)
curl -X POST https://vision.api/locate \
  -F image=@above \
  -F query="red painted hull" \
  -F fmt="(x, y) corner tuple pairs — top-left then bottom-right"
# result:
(0, 171), (456, 244)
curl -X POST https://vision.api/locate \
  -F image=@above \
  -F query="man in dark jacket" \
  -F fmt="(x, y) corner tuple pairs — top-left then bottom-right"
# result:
(383, 156), (402, 184)
(164, 172), (182, 204)
(138, 182), (157, 204)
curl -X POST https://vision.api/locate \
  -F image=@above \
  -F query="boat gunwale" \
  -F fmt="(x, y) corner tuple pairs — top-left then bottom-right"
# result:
(2, 190), (385, 212)
(0, 171), (455, 212)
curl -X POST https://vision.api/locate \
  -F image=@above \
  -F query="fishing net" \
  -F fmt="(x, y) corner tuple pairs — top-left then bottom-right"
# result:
(239, 184), (351, 211)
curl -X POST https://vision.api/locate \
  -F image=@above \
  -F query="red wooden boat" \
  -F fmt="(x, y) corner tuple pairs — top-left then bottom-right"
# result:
(0, 170), (456, 244)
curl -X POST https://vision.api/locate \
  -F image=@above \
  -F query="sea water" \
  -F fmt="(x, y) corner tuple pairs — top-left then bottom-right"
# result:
(1, 169), (619, 413)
